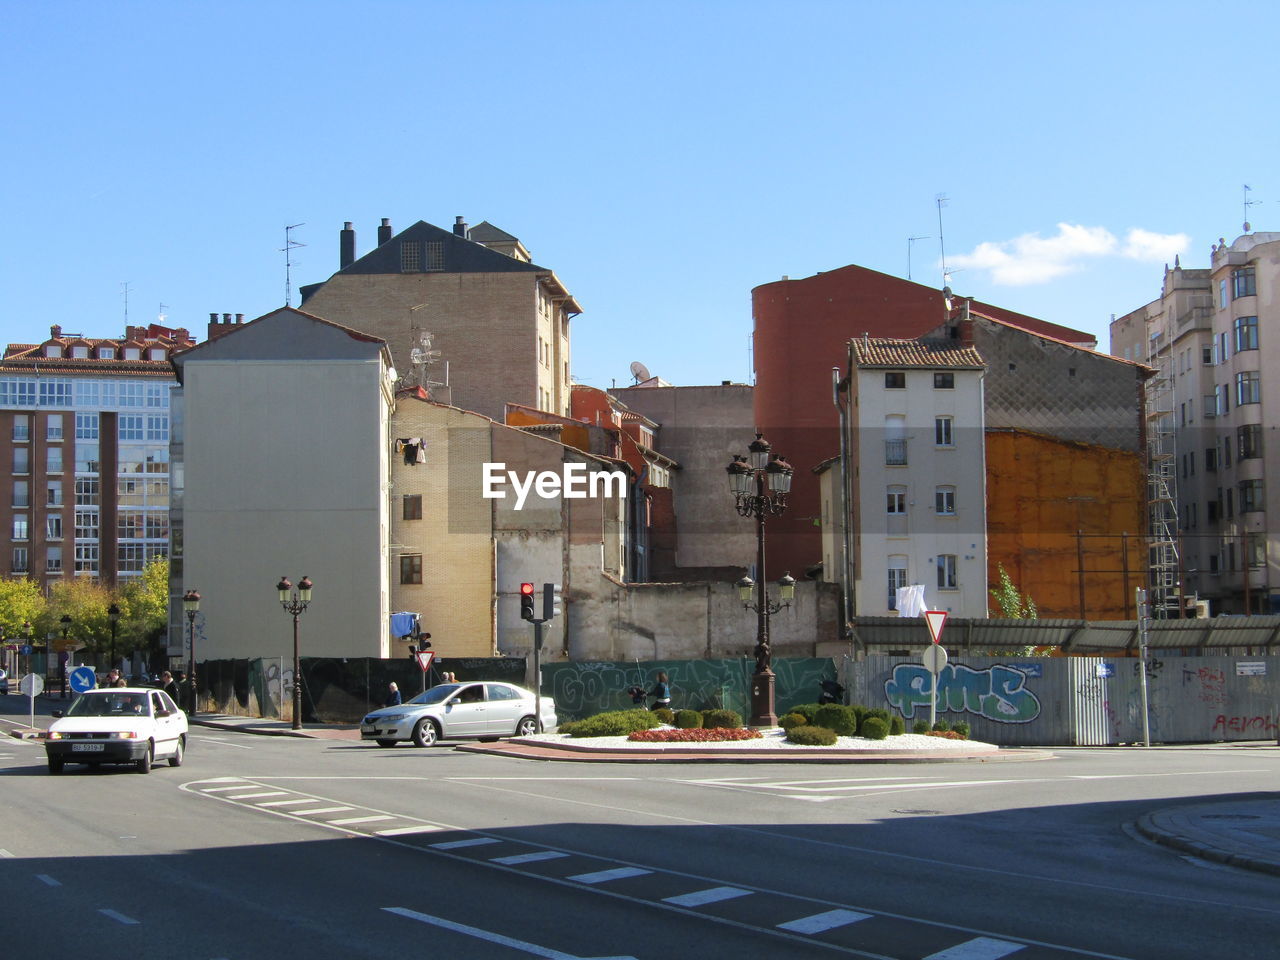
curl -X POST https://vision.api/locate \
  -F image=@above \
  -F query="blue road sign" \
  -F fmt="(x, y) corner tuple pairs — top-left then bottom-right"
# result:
(69, 666), (97, 694)
(19, 644), (31, 656)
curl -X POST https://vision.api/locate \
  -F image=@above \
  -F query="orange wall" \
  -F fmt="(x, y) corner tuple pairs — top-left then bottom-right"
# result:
(986, 430), (1145, 620)
(504, 407), (593, 453)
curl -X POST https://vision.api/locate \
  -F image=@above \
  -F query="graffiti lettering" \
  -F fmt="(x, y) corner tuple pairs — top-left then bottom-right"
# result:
(1212, 714), (1278, 736)
(1183, 666), (1226, 705)
(1133, 657), (1163, 678)
(884, 663), (1040, 723)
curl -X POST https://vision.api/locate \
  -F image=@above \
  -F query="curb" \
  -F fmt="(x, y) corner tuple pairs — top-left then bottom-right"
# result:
(456, 740), (1055, 764)
(1135, 809), (1280, 878)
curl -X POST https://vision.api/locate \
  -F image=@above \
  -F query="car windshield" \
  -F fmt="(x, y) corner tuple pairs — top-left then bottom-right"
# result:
(406, 683), (461, 706)
(66, 693), (149, 718)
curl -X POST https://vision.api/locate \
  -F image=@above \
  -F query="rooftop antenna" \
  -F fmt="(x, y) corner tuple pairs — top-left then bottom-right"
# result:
(935, 195), (949, 285)
(907, 236), (931, 281)
(158, 302), (169, 325)
(121, 281), (131, 325)
(281, 223), (306, 306)
(1243, 184), (1260, 233)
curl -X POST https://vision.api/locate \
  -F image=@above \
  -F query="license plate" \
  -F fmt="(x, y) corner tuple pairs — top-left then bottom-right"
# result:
(71, 743), (105, 752)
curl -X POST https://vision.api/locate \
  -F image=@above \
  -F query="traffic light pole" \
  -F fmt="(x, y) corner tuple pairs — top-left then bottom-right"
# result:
(532, 620), (543, 736)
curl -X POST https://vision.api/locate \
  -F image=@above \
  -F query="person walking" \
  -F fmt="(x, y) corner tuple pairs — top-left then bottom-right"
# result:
(160, 671), (180, 702)
(649, 671), (672, 712)
(384, 681), (402, 707)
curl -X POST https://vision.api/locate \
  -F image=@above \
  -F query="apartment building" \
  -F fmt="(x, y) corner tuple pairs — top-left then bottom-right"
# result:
(299, 217), (581, 422)
(0, 323), (192, 589)
(1112, 232), (1280, 614)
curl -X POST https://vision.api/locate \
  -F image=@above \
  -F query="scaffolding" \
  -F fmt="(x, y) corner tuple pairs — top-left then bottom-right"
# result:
(1144, 344), (1182, 617)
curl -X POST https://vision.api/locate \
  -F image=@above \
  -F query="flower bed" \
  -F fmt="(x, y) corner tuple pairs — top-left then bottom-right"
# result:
(627, 727), (763, 743)
(924, 729), (968, 740)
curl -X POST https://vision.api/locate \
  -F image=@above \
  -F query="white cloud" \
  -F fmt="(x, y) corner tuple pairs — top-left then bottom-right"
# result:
(1122, 228), (1189, 262)
(949, 223), (1118, 286)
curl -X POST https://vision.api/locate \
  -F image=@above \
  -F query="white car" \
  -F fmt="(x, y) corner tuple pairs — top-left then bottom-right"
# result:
(45, 687), (188, 774)
(361, 681), (557, 747)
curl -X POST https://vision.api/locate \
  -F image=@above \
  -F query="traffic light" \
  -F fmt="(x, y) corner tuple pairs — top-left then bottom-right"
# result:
(519, 582), (536, 621)
(543, 582), (562, 621)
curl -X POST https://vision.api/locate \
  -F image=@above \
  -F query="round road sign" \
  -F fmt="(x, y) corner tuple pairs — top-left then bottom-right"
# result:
(922, 644), (948, 674)
(69, 666), (97, 694)
(18, 673), (44, 697)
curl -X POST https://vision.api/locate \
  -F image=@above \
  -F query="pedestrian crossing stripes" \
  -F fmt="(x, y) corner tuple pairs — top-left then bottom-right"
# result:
(777, 909), (872, 934)
(662, 886), (751, 907)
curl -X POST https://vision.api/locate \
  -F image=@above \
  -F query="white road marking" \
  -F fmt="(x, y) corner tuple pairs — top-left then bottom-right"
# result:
(384, 907), (637, 960)
(491, 850), (571, 866)
(570, 867), (652, 884)
(99, 909), (140, 925)
(191, 737), (252, 750)
(431, 838), (501, 850)
(777, 908), (872, 933)
(201, 784), (251, 792)
(296, 806), (354, 815)
(227, 791), (288, 800)
(329, 815), (395, 825)
(663, 886), (751, 907)
(924, 937), (1025, 960)
(0, 849), (14, 858)
(258, 799), (320, 807)
(36, 874), (61, 886)
(375, 825), (443, 837)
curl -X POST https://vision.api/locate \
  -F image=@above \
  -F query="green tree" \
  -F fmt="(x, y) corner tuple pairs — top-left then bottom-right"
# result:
(118, 557), (170, 652)
(989, 563), (1038, 619)
(44, 577), (114, 657)
(0, 577), (47, 642)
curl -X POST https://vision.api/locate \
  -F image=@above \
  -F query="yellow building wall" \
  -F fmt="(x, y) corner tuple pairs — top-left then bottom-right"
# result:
(986, 430), (1145, 620)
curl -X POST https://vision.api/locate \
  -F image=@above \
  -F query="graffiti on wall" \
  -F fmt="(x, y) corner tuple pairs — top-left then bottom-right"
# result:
(1183, 666), (1227, 706)
(884, 662), (1041, 723)
(1212, 714), (1277, 736)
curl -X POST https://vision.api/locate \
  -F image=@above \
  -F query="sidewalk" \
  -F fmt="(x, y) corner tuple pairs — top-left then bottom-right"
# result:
(191, 714), (361, 741)
(1137, 795), (1280, 877)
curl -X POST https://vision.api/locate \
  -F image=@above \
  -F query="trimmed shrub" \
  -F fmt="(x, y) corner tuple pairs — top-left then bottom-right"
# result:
(857, 707), (891, 737)
(786, 725), (838, 746)
(889, 715), (906, 736)
(912, 719), (930, 734)
(675, 709), (703, 729)
(860, 716), (889, 740)
(652, 707), (675, 725)
(701, 709), (743, 730)
(952, 721), (970, 739)
(932, 718), (951, 732)
(564, 709), (660, 738)
(777, 712), (808, 732)
(558, 720), (582, 737)
(790, 703), (822, 723)
(814, 704), (858, 737)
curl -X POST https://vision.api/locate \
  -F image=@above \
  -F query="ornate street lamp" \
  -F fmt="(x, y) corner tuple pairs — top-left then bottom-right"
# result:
(183, 590), (200, 715)
(726, 433), (794, 727)
(277, 576), (313, 731)
(107, 602), (120, 674)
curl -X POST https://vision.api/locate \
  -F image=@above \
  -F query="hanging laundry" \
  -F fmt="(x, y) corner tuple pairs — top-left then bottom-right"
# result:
(394, 437), (427, 465)
(390, 611), (419, 638)
(895, 584), (927, 618)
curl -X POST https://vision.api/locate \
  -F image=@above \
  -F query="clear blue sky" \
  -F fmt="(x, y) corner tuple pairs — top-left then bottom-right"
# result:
(3, 1), (1275, 389)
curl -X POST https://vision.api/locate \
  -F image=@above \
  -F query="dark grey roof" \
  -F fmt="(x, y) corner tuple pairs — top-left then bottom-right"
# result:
(466, 220), (520, 244)
(315, 220), (546, 281)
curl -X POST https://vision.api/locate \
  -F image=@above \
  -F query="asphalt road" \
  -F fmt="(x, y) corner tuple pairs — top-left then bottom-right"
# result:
(2, 698), (1278, 959)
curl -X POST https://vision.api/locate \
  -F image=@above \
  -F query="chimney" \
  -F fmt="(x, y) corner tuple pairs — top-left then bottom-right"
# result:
(958, 301), (975, 347)
(222, 313), (232, 323)
(340, 221), (356, 268)
(377, 218), (393, 246)
(50, 324), (62, 339)
(235, 313), (244, 323)
(453, 216), (467, 237)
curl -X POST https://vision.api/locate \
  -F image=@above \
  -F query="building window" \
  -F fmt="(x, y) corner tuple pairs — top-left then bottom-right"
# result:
(0, 379), (36, 407)
(933, 372), (954, 389)
(145, 514), (168, 539)
(74, 444), (100, 474)
(75, 511), (98, 539)
(884, 371), (906, 389)
(1202, 345), (1213, 365)
(146, 384), (167, 408)
(1203, 394), (1216, 419)
(1247, 533), (1267, 568)
(74, 544), (98, 574)
(1232, 266), (1256, 299)
(146, 415), (168, 441)
(119, 415), (144, 440)
(12, 414), (28, 442)
(935, 485), (956, 515)
(885, 438), (907, 466)
(46, 515), (62, 539)
(75, 478), (99, 505)
(400, 241), (421, 272)
(400, 555), (423, 584)
(98, 346), (115, 360)
(1207, 499), (1220, 523)
(118, 513), (144, 540)
(1235, 371), (1260, 406)
(12, 514), (27, 540)
(935, 417), (954, 447)
(38, 379), (72, 406)
(424, 241), (445, 271)
(119, 383), (143, 406)
(46, 414), (62, 440)
(147, 347), (166, 361)
(43, 344), (62, 358)
(403, 495), (423, 521)
(118, 543), (146, 572)
(46, 546), (62, 573)
(886, 488), (906, 514)
(1240, 479), (1266, 513)
(75, 412), (99, 439)
(12, 548), (28, 573)
(13, 448), (28, 474)
(12, 480), (27, 508)
(46, 481), (62, 506)
(887, 558), (908, 610)
(1205, 448), (1217, 472)
(1237, 423), (1262, 460)
(1234, 316), (1259, 352)
(936, 554), (958, 590)
(47, 447), (62, 473)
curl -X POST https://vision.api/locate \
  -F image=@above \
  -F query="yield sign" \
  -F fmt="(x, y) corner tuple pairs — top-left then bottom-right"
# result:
(415, 651), (435, 672)
(923, 610), (947, 644)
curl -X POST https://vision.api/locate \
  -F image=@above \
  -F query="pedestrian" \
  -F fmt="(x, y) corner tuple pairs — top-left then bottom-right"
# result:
(104, 668), (127, 688)
(649, 671), (672, 712)
(385, 681), (402, 707)
(160, 671), (180, 702)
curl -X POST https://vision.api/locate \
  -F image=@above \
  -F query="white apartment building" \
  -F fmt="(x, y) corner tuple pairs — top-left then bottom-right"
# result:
(1111, 232), (1280, 615)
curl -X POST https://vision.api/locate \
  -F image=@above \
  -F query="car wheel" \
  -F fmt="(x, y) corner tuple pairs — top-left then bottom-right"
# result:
(375, 739), (397, 748)
(515, 716), (539, 737)
(168, 735), (185, 767)
(412, 718), (438, 748)
(47, 756), (63, 775)
(136, 743), (153, 774)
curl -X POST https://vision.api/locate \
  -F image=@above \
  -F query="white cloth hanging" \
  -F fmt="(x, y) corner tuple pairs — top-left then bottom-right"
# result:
(895, 584), (927, 618)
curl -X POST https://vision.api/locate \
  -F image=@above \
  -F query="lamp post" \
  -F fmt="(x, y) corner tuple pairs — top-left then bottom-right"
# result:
(726, 433), (794, 727)
(59, 614), (71, 698)
(183, 590), (200, 715)
(22, 621), (30, 678)
(107, 603), (120, 674)
(277, 576), (313, 731)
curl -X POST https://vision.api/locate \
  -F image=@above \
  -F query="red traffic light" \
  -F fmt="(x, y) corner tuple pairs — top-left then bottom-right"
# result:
(520, 582), (535, 595)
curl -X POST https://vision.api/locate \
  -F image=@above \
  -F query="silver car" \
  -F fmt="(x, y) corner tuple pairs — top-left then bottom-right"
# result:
(361, 681), (558, 748)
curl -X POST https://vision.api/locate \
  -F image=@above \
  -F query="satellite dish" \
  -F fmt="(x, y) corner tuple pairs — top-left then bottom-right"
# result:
(630, 360), (651, 383)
